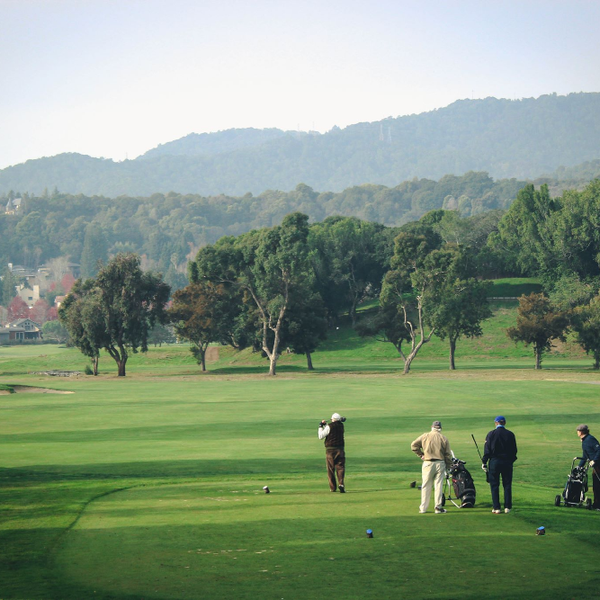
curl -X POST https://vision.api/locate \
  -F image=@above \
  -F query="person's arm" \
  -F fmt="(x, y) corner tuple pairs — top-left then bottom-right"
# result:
(511, 432), (518, 462)
(482, 432), (491, 465)
(318, 424), (330, 440)
(588, 436), (600, 465)
(411, 435), (424, 458)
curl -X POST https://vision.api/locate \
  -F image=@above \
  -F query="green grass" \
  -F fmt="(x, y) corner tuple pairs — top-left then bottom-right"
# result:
(1, 296), (600, 599)
(489, 277), (543, 298)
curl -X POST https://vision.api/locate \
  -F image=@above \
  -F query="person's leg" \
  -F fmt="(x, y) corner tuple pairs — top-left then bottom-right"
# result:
(326, 450), (336, 491)
(501, 461), (513, 509)
(433, 462), (446, 509)
(592, 464), (600, 509)
(488, 459), (501, 510)
(334, 449), (345, 488)
(420, 461), (435, 512)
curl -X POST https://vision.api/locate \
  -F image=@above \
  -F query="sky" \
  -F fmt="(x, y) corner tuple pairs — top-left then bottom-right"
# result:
(1, 0), (599, 169)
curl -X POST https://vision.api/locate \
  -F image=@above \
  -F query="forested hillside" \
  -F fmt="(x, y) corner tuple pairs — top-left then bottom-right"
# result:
(0, 171), (525, 289)
(2, 93), (600, 197)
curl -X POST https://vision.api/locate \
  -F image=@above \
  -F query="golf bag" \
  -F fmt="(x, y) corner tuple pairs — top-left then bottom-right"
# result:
(555, 457), (591, 509)
(447, 457), (476, 508)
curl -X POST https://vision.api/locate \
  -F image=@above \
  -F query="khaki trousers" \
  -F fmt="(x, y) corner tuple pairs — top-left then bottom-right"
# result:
(420, 460), (446, 512)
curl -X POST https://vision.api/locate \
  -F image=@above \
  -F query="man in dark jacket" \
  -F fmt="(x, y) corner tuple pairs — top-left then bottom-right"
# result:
(482, 416), (517, 514)
(576, 424), (600, 510)
(318, 413), (346, 493)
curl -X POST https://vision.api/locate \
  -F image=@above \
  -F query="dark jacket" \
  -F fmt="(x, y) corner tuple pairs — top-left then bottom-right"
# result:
(482, 426), (517, 464)
(325, 421), (345, 449)
(579, 434), (600, 467)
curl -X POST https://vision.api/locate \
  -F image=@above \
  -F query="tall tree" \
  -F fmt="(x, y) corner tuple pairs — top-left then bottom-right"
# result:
(60, 253), (170, 376)
(380, 232), (449, 374)
(0, 267), (18, 307)
(570, 295), (600, 370)
(194, 213), (311, 375)
(507, 293), (569, 369)
(80, 223), (108, 278)
(59, 281), (107, 375)
(279, 291), (328, 370)
(309, 217), (389, 326)
(426, 277), (492, 369)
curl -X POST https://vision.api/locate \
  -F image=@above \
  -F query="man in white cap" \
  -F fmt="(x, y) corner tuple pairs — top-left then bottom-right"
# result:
(411, 421), (453, 513)
(318, 413), (346, 493)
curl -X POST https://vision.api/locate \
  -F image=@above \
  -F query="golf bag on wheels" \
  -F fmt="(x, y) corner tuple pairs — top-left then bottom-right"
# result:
(445, 456), (476, 508)
(555, 457), (592, 509)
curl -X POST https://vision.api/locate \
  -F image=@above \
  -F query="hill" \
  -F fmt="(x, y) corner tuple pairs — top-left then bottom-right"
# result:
(2, 92), (600, 197)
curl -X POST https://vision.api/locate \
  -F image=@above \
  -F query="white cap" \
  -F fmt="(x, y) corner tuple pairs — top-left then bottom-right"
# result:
(332, 413), (342, 421)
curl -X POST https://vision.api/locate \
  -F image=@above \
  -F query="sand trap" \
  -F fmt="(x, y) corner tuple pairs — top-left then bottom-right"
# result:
(0, 386), (74, 395)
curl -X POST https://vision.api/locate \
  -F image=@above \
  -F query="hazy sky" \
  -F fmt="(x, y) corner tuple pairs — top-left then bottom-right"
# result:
(1, 0), (599, 169)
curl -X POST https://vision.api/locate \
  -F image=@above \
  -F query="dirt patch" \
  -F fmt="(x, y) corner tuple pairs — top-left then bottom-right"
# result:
(6, 386), (74, 395)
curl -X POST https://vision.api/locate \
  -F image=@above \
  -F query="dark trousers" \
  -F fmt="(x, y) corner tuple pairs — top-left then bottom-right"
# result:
(593, 464), (600, 509)
(326, 447), (345, 491)
(489, 458), (513, 510)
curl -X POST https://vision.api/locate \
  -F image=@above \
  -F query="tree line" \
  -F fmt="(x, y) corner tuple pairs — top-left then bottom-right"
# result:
(0, 170), (581, 296)
(53, 178), (600, 375)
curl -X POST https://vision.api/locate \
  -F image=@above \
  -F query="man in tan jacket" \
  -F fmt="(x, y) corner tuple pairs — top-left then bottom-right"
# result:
(411, 420), (453, 514)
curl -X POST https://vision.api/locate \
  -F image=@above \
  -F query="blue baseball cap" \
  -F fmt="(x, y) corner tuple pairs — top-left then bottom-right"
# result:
(495, 416), (506, 423)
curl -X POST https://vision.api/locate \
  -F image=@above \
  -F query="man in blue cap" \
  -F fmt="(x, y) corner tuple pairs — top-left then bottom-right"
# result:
(482, 416), (518, 514)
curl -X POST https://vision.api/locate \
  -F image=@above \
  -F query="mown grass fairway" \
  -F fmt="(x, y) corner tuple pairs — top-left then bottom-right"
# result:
(1, 325), (600, 599)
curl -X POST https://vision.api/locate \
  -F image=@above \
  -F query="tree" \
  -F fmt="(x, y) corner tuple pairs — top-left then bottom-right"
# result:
(80, 223), (108, 278)
(60, 253), (170, 376)
(507, 293), (569, 369)
(42, 319), (69, 344)
(0, 267), (18, 307)
(491, 184), (558, 276)
(356, 300), (412, 360)
(61, 273), (76, 295)
(571, 295), (600, 370)
(8, 296), (29, 321)
(309, 217), (389, 326)
(426, 277), (492, 369)
(379, 233), (450, 374)
(279, 291), (328, 370)
(168, 281), (243, 371)
(148, 323), (177, 347)
(30, 298), (50, 325)
(194, 213), (311, 376)
(59, 281), (108, 375)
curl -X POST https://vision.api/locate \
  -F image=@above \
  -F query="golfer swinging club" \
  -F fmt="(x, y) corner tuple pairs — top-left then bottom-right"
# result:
(318, 413), (346, 493)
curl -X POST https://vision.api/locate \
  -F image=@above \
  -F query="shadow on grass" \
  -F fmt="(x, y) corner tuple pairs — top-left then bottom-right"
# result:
(0, 454), (417, 486)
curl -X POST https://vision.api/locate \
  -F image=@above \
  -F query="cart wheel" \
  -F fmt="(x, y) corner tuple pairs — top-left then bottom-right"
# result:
(586, 498), (592, 510)
(554, 495), (561, 507)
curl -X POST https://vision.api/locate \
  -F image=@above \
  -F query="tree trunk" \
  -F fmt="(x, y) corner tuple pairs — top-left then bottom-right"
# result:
(593, 352), (600, 370)
(534, 346), (542, 370)
(201, 351), (206, 372)
(449, 338), (456, 370)
(92, 356), (99, 376)
(403, 352), (415, 374)
(306, 351), (314, 370)
(349, 302), (357, 327)
(269, 355), (277, 376)
(117, 359), (127, 377)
